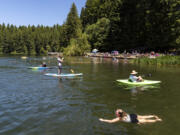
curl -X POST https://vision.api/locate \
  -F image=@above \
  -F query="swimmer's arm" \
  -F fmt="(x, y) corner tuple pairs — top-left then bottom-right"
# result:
(99, 117), (120, 123)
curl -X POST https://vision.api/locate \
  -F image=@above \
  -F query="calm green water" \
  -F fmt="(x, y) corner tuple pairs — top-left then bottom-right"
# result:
(0, 56), (180, 135)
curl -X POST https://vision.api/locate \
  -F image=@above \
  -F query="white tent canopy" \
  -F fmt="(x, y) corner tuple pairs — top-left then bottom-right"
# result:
(92, 49), (98, 53)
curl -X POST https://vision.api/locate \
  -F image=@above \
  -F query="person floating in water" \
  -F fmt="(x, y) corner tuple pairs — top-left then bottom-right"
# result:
(41, 62), (47, 67)
(129, 70), (143, 82)
(99, 109), (162, 124)
(57, 55), (64, 74)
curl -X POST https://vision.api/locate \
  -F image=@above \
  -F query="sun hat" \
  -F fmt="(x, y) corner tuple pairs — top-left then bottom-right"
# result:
(131, 70), (138, 75)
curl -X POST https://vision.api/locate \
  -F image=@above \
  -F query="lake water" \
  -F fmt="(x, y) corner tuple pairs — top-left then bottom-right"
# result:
(0, 56), (180, 135)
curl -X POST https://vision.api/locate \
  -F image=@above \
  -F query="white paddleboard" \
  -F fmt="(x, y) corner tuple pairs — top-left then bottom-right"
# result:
(45, 73), (83, 77)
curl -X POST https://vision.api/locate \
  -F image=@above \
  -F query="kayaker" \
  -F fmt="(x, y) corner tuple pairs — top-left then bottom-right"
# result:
(41, 62), (47, 67)
(57, 55), (64, 74)
(99, 109), (162, 124)
(129, 70), (143, 82)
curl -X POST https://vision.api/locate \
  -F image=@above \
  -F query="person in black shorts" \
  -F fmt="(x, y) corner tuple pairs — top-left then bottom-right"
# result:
(99, 109), (162, 124)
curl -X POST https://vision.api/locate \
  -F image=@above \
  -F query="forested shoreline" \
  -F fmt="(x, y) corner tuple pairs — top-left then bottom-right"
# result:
(0, 0), (180, 56)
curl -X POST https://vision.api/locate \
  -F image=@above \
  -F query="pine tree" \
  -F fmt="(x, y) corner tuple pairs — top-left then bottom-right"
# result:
(65, 3), (82, 45)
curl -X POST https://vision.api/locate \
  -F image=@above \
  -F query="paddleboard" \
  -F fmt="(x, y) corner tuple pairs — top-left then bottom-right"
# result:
(28, 67), (50, 70)
(117, 79), (161, 85)
(45, 73), (83, 77)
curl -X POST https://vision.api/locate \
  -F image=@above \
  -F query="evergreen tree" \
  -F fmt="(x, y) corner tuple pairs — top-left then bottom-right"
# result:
(65, 3), (82, 45)
(85, 17), (110, 51)
(80, 7), (86, 30)
(81, 0), (101, 27)
(63, 33), (90, 56)
(0, 0), (179, 55)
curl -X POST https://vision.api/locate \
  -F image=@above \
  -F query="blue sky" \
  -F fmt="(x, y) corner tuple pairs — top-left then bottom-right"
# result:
(0, 0), (86, 26)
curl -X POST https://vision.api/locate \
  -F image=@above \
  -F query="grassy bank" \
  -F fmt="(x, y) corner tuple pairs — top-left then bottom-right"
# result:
(131, 56), (180, 66)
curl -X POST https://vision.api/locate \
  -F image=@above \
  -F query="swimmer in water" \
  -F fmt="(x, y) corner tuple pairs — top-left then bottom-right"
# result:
(99, 109), (162, 124)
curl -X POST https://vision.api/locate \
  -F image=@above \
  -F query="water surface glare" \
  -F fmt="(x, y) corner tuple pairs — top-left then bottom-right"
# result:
(0, 56), (180, 135)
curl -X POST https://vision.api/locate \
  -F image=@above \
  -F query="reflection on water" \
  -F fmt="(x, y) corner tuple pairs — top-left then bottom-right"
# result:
(129, 85), (160, 97)
(58, 76), (83, 82)
(117, 82), (160, 95)
(123, 84), (160, 91)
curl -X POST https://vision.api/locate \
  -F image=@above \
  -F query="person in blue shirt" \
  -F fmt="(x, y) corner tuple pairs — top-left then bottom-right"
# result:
(129, 70), (143, 82)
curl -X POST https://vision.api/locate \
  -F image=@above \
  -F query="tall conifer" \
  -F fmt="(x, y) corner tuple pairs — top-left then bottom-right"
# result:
(65, 3), (82, 45)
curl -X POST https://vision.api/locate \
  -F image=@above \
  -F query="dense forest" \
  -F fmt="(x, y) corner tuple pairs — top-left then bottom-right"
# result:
(0, 0), (180, 55)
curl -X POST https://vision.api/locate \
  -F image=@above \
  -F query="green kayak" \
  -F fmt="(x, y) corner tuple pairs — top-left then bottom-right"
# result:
(117, 79), (161, 85)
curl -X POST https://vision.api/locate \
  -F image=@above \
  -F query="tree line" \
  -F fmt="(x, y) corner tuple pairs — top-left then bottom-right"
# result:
(0, 0), (180, 55)
(0, 3), (90, 56)
(81, 0), (180, 52)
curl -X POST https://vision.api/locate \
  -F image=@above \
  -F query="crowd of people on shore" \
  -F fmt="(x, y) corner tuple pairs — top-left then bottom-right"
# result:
(86, 50), (177, 59)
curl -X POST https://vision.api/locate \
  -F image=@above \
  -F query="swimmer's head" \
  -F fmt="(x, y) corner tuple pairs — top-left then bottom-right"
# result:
(115, 109), (123, 117)
(115, 109), (126, 118)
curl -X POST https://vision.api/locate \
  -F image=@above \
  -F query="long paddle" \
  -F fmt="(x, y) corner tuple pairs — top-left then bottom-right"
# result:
(141, 73), (152, 78)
